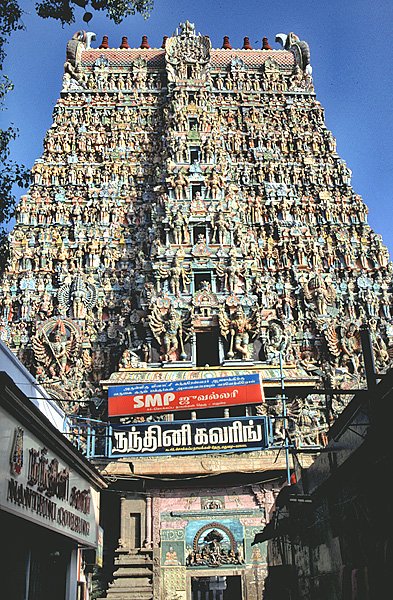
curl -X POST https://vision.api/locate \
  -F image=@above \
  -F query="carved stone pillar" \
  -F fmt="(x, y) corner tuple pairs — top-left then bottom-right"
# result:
(119, 495), (127, 549)
(145, 495), (152, 546)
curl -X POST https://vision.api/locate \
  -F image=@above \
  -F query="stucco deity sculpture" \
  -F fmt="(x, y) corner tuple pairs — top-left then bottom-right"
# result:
(219, 305), (261, 360)
(149, 304), (193, 361)
(32, 318), (81, 380)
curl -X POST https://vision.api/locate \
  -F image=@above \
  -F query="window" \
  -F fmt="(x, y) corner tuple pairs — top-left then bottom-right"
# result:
(193, 226), (206, 243)
(189, 118), (198, 131)
(196, 329), (220, 367)
(191, 184), (202, 198)
(190, 146), (200, 163)
(194, 271), (211, 290)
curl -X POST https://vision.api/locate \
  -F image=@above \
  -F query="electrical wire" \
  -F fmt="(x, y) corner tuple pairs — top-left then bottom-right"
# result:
(101, 471), (284, 484)
(15, 392), (333, 404)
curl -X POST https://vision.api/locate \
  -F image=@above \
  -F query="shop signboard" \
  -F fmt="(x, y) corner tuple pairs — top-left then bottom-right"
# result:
(0, 406), (100, 547)
(96, 526), (104, 567)
(108, 373), (264, 417)
(110, 416), (269, 457)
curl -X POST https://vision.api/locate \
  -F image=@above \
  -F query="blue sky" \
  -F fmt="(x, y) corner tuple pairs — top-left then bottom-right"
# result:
(3, 0), (393, 255)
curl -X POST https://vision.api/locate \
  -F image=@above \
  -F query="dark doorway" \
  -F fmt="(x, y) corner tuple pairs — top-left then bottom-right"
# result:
(0, 510), (71, 600)
(194, 271), (211, 290)
(196, 329), (220, 367)
(192, 184), (202, 198)
(189, 118), (197, 130)
(129, 512), (141, 548)
(191, 575), (242, 600)
(193, 226), (207, 244)
(226, 576), (242, 598)
(28, 547), (68, 600)
(190, 146), (200, 163)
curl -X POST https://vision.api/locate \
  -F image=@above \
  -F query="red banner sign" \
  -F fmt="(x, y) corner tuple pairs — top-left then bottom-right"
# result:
(108, 374), (264, 417)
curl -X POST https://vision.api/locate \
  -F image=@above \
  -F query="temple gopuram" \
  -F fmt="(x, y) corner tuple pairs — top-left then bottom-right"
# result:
(1, 22), (392, 600)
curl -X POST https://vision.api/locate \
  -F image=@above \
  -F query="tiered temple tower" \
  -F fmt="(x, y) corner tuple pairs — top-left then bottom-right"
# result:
(1, 23), (391, 421)
(1, 23), (393, 598)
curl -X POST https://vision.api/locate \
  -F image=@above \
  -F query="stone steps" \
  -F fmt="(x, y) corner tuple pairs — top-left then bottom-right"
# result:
(114, 556), (153, 568)
(112, 569), (152, 579)
(105, 548), (154, 600)
(106, 588), (152, 598)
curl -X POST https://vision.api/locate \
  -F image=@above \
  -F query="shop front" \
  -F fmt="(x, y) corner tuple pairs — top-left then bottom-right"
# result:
(0, 372), (107, 600)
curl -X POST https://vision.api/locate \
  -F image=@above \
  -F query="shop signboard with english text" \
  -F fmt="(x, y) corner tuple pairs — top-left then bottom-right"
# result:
(110, 416), (269, 457)
(0, 406), (100, 547)
(108, 374), (264, 417)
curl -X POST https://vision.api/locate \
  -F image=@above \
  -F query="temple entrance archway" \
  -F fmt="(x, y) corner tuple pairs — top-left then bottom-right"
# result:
(191, 575), (242, 600)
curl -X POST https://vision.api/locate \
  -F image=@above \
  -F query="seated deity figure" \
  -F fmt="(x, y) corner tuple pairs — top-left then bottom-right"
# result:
(164, 546), (180, 566)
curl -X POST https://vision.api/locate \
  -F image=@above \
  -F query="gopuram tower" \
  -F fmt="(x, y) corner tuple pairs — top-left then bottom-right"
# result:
(1, 23), (393, 599)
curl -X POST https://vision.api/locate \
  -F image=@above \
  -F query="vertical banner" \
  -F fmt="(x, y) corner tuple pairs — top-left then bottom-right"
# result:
(96, 526), (104, 567)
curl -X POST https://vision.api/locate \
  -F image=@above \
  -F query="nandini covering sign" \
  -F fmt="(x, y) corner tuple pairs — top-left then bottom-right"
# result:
(108, 374), (264, 417)
(110, 416), (269, 457)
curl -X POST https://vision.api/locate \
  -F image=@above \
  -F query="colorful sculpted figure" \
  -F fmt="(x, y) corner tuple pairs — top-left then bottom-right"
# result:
(149, 304), (193, 361)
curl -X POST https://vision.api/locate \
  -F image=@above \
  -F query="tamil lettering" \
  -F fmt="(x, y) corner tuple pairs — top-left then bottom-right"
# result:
(69, 487), (91, 515)
(27, 447), (70, 501)
(111, 417), (269, 457)
(108, 374), (264, 417)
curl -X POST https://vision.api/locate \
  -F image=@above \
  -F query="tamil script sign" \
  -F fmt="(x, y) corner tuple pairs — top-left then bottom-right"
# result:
(108, 374), (264, 417)
(0, 407), (100, 547)
(110, 416), (269, 457)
